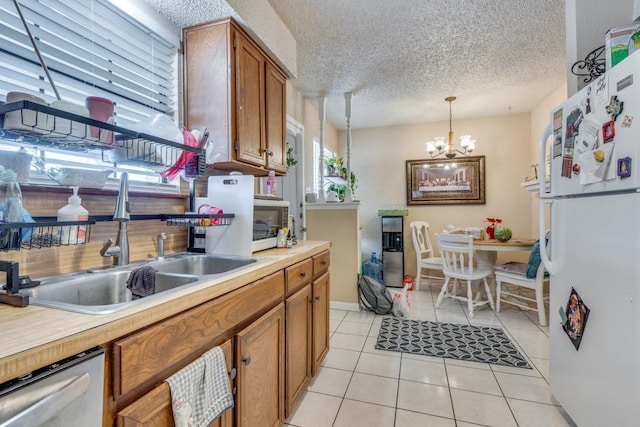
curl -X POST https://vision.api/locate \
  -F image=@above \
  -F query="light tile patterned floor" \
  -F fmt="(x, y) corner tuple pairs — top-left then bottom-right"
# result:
(285, 287), (577, 427)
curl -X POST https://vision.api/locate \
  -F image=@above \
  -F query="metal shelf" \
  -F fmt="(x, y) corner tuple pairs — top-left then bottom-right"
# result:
(163, 213), (234, 227)
(0, 218), (95, 251)
(0, 212), (234, 251)
(0, 101), (204, 173)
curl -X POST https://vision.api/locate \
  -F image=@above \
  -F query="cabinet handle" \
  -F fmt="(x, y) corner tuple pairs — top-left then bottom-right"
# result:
(300, 272), (306, 278)
(229, 368), (237, 380)
(243, 356), (251, 366)
(321, 260), (327, 265)
(314, 296), (321, 302)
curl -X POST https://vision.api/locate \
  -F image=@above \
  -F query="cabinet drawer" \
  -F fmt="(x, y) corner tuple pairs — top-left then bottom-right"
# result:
(117, 340), (234, 427)
(312, 251), (330, 277)
(113, 271), (284, 398)
(285, 259), (312, 294)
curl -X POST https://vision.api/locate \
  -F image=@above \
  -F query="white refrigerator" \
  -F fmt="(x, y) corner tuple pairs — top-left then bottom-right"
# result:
(540, 51), (640, 426)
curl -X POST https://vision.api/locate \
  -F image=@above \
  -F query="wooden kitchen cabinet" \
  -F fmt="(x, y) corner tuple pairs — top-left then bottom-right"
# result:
(264, 61), (287, 172)
(312, 271), (330, 375)
(100, 249), (328, 426)
(285, 258), (313, 294)
(112, 271), (283, 399)
(312, 250), (331, 275)
(183, 17), (287, 176)
(116, 340), (234, 427)
(236, 303), (285, 427)
(285, 284), (312, 418)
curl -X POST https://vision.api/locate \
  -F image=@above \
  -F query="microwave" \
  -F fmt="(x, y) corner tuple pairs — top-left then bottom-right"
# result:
(188, 198), (289, 254)
(252, 199), (289, 252)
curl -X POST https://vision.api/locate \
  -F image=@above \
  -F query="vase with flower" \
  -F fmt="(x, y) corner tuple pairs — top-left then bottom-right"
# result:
(486, 217), (502, 240)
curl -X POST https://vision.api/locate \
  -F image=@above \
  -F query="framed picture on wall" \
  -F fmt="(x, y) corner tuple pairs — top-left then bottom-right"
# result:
(406, 156), (486, 205)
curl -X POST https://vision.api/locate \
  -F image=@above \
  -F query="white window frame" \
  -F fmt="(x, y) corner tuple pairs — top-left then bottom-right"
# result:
(0, 0), (181, 192)
(312, 137), (335, 194)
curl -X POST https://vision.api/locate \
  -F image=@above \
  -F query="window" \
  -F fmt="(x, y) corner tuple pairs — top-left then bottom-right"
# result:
(312, 137), (335, 194)
(0, 0), (179, 191)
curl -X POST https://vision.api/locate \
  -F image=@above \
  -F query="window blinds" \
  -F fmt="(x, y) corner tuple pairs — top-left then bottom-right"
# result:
(0, 0), (180, 190)
(0, 0), (176, 124)
(312, 138), (334, 194)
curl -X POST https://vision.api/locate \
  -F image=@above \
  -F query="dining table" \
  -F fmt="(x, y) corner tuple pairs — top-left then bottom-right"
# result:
(473, 238), (536, 270)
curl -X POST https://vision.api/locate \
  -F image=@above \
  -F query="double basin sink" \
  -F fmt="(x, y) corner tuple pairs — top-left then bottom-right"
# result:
(22, 253), (258, 315)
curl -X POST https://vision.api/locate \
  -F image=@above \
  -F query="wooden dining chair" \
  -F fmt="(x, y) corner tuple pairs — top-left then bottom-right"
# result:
(435, 233), (495, 318)
(494, 236), (550, 326)
(409, 221), (443, 290)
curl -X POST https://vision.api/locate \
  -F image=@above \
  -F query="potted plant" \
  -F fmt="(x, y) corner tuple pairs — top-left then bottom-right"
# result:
(323, 155), (357, 201)
(286, 143), (297, 168)
(323, 155), (342, 177)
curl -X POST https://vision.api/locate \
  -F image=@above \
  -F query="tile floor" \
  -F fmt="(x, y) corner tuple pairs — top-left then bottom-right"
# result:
(284, 286), (577, 427)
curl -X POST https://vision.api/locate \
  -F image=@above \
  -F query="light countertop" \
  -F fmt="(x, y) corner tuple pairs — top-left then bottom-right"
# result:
(0, 240), (330, 383)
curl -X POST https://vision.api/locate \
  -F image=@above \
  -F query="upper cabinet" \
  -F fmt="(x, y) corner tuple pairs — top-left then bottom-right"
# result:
(183, 17), (287, 176)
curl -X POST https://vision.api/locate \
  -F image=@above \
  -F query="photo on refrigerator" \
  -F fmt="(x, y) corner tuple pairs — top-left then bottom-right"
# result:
(563, 287), (590, 350)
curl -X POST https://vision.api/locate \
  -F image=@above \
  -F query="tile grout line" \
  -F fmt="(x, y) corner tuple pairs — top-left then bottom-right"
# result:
(323, 291), (557, 427)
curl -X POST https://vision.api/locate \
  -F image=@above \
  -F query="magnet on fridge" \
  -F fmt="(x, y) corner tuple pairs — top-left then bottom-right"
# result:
(605, 95), (624, 121)
(572, 163), (581, 175)
(558, 306), (568, 324)
(602, 120), (615, 142)
(622, 115), (633, 128)
(618, 157), (631, 177)
(593, 149), (605, 162)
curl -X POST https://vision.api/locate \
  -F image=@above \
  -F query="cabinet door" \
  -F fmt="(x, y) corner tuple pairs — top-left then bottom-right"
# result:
(265, 62), (287, 173)
(285, 284), (312, 417)
(312, 271), (330, 376)
(117, 340), (234, 427)
(183, 22), (231, 158)
(234, 32), (266, 168)
(236, 303), (284, 427)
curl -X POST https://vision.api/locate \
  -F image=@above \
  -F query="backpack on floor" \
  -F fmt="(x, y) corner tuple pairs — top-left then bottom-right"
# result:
(358, 274), (393, 315)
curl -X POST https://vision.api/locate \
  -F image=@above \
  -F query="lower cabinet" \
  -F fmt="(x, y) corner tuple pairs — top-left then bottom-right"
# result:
(117, 340), (234, 427)
(236, 303), (285, 427)
(285, 284), (312, 418)
(312, 271), (330, 375)
(108, 251), (330, 426)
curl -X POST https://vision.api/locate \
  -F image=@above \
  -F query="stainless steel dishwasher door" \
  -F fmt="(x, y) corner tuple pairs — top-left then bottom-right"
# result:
(0, 347), (104, 427)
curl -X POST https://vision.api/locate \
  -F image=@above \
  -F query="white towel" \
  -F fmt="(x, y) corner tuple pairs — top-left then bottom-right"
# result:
(165, 346), (234, 427)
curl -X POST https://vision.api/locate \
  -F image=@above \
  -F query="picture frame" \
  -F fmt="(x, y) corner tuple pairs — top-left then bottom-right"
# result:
(618, 157), (631, 178)
(563, 287), (590, 351)
(602, 120), (615, 143)
(406, 156), (485, 205)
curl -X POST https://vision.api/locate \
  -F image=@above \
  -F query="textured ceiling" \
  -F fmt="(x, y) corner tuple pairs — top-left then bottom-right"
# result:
(145, 0), (567, 130)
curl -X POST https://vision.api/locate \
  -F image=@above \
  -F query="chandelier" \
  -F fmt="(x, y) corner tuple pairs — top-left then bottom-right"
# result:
(426, 96), (476, 158)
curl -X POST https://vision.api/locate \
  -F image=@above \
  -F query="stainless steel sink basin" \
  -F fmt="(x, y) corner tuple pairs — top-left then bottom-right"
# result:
(151, 254), (256, 275)
(23, 254), (259, 315)
(25, 270), (199, 315)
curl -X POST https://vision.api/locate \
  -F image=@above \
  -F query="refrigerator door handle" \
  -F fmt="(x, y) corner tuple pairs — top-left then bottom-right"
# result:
(538, 123), (555, 274)
(539, 123), (552, 197)
(539, 198), (554, 274)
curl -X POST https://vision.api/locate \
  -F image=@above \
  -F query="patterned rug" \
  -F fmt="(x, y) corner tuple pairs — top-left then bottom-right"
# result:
(375, 317), (531, 369)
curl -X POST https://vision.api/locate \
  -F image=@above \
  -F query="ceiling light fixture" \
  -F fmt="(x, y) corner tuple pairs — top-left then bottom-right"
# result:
(426, 96), (476, 159)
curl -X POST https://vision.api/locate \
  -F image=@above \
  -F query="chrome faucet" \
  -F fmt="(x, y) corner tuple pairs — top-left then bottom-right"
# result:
(157, 232), (167, 258)
(101, 172), (130, 266)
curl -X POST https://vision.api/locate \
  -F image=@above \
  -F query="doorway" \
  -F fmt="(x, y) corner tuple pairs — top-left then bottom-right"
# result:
(281, 116), (305, 240)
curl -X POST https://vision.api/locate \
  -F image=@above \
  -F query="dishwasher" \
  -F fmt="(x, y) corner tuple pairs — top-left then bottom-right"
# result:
(0, 347), (104, 427)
